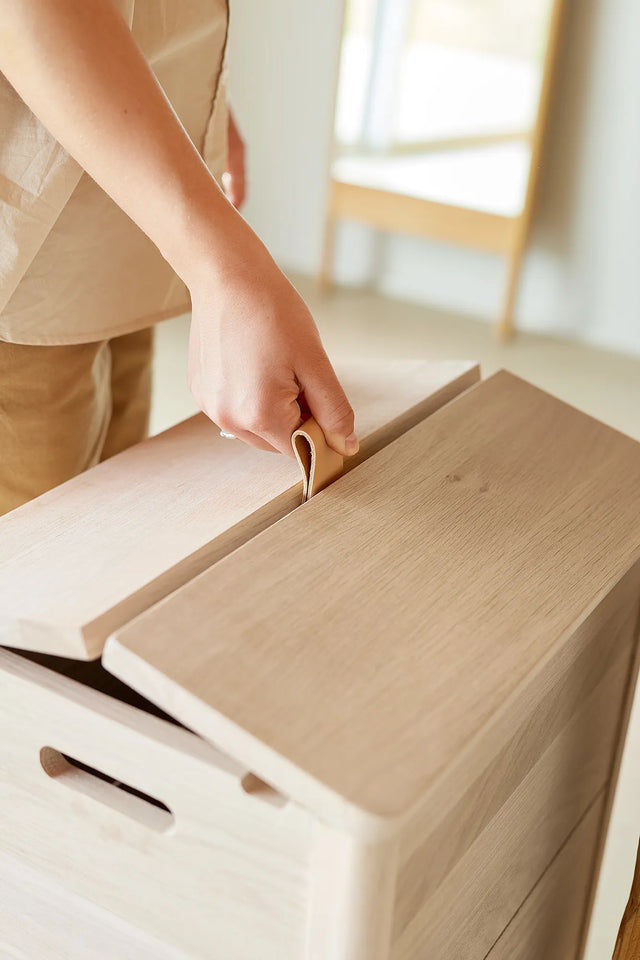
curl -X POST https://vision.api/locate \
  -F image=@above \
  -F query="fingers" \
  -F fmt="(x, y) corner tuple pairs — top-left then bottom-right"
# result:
(189, 308), (353, 459)
(192, 378), (301, 457)
(213, 394), (302, 458)
(214, 407), (284, 455)
(299, 355), (359, 458)
(195, 364), (353, 460)
(230, 174), (246, 210)
(222, 171), (246, 210)
(225, 110), (247, 210)
(250, 398), (303, 457)
(221, 427), (279, 454)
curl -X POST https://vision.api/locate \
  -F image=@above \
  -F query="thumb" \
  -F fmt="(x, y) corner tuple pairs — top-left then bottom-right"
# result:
(300, 356), (359, 457)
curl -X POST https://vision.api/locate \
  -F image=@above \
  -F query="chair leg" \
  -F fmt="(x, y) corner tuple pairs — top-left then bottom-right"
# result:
(316, 215), (337, 294)
(496, 243), (525, 341)
(613, 838), (640, 959)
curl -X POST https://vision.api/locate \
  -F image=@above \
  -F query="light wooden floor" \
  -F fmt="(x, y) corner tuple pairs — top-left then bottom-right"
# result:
(151, 278), (640, 960)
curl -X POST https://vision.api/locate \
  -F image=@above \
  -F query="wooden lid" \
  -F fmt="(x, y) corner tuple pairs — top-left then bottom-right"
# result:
(104, 372), (640, 836)
(0, 360), (478, 659)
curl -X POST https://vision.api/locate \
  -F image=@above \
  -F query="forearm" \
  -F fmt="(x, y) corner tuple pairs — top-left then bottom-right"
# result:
(0, 0), (357, 457)
(0, 0), (231, 288)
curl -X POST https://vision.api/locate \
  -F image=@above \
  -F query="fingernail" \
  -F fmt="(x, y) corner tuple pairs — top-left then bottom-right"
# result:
(344, 432), (359, 455)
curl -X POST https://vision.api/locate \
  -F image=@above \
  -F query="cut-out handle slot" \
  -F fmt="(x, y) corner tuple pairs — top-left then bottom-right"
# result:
(39, 747), (174, 833)
(240, 772), (288, 808)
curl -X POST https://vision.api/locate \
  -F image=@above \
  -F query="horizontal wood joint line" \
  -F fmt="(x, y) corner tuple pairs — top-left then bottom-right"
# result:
(481, 788), (607, 960)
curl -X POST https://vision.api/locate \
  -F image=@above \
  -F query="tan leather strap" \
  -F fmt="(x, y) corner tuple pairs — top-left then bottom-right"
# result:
(292, 418), (344, 502)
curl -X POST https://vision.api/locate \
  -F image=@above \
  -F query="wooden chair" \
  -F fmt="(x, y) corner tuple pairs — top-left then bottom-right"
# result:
(319, 0), (567, 340)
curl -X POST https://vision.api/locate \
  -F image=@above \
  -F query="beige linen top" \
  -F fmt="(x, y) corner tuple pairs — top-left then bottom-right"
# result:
(0, 0), (229, 345)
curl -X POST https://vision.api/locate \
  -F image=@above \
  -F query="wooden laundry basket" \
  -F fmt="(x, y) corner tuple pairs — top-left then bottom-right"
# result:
(0, 361), (639, 960)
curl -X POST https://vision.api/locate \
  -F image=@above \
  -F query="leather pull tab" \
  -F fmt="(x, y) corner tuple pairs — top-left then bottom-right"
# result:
(292, 418), (344, 502)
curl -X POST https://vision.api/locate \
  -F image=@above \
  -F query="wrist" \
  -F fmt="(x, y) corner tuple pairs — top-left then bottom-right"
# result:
(174, 198), (275, 302)
(157, 179), (236, 291)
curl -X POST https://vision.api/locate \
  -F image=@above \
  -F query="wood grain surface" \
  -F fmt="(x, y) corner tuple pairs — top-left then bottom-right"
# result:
(393, 568), (640, 936)
(487, 794), (606, 960)
(105, 371), (640, 834)
(0, 648), (311, 959)
(0, 359), (478, 659)
(391, 647), (628, 959)
(613, 840), (640, 960)
(304, 822), (398, 960)
(0, 848), (190, 960)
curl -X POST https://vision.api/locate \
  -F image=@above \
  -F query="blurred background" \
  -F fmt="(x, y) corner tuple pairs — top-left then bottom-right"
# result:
(225, 0), (640, 352)
(151, 4), (640, 955)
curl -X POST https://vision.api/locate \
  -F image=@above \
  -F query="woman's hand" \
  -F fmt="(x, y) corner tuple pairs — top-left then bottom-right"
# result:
(188, 215), (358, 458)
(0, 0), (356, 457)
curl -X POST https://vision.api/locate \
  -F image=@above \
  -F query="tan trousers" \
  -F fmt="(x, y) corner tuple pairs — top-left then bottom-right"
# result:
(0, 328), (153, 516)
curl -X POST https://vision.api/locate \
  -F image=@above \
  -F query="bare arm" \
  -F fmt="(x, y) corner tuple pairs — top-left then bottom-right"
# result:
(0, 0), (357, 457)
(0, 0), (224, 288)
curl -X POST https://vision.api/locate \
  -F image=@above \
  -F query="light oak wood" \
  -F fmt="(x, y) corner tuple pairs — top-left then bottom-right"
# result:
(608, 616), (640, 960)
(327, 179), (516, 253)
(497, 0), (568, 339)
(0, 359), (478, 659)
(576, 579), (640, 960)
(487, 794), (607, 960)
(3, 365), (640, 959)
(391, 645), (629, 959)
(105, 371), (640, 838)
(0, 648), (311, 959)
(316, 211), (337, 293)
(316, 0), (344, 298)
(320, 0), (568, 338)
(304, 824), (398, 960)
(386, 130), (533, 156)
(393, 565), (640, 935)
(613, 840), (640, 960)
(0, 848), (190, 960)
